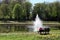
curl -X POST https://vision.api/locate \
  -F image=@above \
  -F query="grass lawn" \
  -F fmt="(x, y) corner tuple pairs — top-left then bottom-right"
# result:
(0, 30), (60, 40)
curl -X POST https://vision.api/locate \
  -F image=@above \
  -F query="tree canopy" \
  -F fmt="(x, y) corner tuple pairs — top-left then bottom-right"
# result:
(0, 1), (60, 21)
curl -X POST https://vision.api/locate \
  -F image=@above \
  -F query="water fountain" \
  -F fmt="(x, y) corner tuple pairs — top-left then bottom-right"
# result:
(27, 14), (43, 32)
(27, 14), (50, 34)
(33, 14), (43, 32)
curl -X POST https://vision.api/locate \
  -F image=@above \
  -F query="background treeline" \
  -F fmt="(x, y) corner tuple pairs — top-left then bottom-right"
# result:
(0, 1), (60, 21)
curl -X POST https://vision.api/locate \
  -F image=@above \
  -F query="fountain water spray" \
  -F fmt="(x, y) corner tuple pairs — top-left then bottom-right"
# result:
(27, 14), (50, 34)
(33, 14), (43, 32)
(27, 14), (43, 32)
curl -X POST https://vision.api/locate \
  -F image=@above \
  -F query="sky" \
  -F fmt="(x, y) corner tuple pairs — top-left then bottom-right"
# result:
(29, 0), (57, 5)
(0, 0), (2, 2)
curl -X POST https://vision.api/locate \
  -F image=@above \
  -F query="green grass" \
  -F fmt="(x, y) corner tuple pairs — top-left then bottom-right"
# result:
(0, 30), (60, 40)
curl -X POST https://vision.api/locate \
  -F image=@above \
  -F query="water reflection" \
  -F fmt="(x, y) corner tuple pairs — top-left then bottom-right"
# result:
(0, 24), (28, 33)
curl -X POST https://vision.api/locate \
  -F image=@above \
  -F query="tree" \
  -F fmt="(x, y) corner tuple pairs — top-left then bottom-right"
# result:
(12, 3), (23, 21)
(0, 4), (10, 20)
(24, 2), (32, 20)
(46, 2), (58, 21)
(0, 7), (3, 19)
(55, 2), (60, 21)
(9, 1), (17, 20)
(32, 3), (46, 20)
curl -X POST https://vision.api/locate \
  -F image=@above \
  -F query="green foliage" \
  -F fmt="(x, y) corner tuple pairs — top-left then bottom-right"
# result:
(0, 7), (3, 18)
(32, 2), (60, 21)
(12, 3), (23, 21)
(9, 2), (17, 20)
(0, 1), (60, 21)
(32, 3), (47, 20)
(0, 4), (10, 19)
(24, 2), (32, 20)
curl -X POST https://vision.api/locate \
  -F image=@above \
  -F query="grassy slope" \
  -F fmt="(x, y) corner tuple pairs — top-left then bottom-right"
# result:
(0, 30), (60, 40)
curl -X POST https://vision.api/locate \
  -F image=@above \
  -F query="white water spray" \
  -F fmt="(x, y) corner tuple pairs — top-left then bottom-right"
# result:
(27, 14), (43, 32)
(33, 14), (43, 32)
